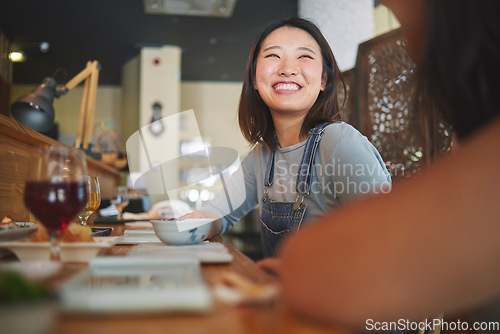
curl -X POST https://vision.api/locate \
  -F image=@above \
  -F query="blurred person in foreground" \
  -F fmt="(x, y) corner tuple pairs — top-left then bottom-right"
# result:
(279, 0), (500, 328)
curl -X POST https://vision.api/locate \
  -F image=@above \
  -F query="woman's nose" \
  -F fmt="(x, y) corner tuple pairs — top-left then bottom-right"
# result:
(278, 59), (298, 76)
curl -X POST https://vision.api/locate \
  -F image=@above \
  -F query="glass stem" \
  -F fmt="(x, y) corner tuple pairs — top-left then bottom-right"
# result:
(49, 231), (62, 262)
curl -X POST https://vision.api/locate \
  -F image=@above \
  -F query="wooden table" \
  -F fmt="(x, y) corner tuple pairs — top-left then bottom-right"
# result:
(7, 223), (349, 334)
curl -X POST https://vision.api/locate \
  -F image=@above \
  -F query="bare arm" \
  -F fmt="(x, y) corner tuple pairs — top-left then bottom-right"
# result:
(279, 117), (500, 327)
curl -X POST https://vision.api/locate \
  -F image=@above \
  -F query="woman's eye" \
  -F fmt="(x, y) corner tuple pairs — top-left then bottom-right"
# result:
(299, 54), (314, 59)
(264, 53), (280, 59)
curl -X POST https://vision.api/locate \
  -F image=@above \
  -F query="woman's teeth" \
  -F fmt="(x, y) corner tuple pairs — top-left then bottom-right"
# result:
(274, 83), (300, 91)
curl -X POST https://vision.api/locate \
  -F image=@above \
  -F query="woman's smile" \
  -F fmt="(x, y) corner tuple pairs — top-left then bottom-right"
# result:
(273, 82), (301, 92)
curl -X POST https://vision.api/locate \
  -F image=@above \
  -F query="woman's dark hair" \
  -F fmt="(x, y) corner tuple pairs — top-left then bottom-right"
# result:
(418, 0), (500, 139)
(238, 17), (346, 149)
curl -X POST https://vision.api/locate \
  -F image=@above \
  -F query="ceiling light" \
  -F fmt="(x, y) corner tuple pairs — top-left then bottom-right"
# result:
(9, 51), (26, 62)
(8, 41), (49, 63)
(40, 42), (50, 53)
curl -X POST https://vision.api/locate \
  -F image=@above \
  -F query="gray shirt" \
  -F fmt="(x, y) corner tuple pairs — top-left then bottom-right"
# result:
(204, 122), (392, 233)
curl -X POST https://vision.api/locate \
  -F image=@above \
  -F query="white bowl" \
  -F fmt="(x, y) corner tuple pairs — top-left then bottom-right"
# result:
(150, 219), (214, 245)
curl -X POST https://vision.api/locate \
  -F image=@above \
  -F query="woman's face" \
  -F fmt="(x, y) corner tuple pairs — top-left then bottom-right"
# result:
(254, 26), (326, 119)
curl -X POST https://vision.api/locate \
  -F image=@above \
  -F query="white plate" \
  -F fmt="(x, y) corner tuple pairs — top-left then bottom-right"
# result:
(0, 222), (38, 241)
(59, 257), (212, 313)
(117, 230), (161, 244)
(0, 236), (121, 262)
(127, 242), (233, 264)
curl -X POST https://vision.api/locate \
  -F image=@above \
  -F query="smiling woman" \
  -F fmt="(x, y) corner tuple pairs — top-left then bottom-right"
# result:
(182, 18), (392, 262)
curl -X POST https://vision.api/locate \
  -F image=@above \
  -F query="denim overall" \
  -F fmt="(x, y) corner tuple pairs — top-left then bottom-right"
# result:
(260, 123), (330, 257)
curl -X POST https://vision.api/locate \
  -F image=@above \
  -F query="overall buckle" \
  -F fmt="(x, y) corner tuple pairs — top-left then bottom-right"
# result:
(293, 192), (308, 211)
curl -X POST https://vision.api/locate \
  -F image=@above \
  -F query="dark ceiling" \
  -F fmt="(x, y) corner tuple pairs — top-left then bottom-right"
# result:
(1, 0), (297, 85)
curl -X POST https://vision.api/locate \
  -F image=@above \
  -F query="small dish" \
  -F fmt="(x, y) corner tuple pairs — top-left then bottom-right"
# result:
(91, 227), (113, 237)
(0, 222), (38, 241)
(0, 237), (120, 262)
(150, 219), (214, 245)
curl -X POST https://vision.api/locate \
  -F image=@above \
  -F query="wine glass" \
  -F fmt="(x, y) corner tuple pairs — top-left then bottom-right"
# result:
(112, 186), (129, 220)
(77, 176), (101, 226)
(24, 145), (88, 262)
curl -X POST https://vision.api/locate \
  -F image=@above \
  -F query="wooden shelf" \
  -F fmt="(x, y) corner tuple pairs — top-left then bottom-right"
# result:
(0, 114), (121, 221)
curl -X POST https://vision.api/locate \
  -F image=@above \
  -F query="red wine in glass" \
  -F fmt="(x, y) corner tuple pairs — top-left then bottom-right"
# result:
(24, 145), (88, 262)
(24, 180), (87, 233)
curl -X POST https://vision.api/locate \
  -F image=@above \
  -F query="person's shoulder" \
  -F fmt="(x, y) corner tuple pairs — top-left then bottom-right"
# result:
(246, 142), (271, 157)
(243, 142), (272, 166)
(318, 122), (377, 160)
(322, 121), (365, 143)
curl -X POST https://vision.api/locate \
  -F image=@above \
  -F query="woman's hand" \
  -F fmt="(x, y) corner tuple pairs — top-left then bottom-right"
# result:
(180, 210), (218, 220)
(180, 210), (221, 240)
(256, 257), (281, 277)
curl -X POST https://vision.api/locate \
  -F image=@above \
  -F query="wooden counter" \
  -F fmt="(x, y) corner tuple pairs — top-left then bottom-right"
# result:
(0, 113), (348, 333)
(0, 223), (349, 333)
(48, 229), (348, 334)
(0, 114), (121, 221)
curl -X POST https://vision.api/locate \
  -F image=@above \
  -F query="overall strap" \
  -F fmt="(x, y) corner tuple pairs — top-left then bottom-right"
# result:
(295, 122), (330, 197)
(262, 122), (330, 204)
(262, 138), (276, 201)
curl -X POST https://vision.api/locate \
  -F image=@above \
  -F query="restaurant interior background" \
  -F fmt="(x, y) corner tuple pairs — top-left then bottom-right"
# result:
(0, 0), (405, 259)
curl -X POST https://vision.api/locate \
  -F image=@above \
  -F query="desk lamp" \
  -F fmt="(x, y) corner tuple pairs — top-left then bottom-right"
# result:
(10, 60), (101, 151)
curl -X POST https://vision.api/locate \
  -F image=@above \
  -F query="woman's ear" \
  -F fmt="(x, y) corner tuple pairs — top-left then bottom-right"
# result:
(320, 74), (327, 91)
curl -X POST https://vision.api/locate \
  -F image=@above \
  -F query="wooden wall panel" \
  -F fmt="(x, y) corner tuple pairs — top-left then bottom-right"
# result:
(352, 29), (453, 182)
(0, 31), (12, 118)
(0, 114), (120, 221)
